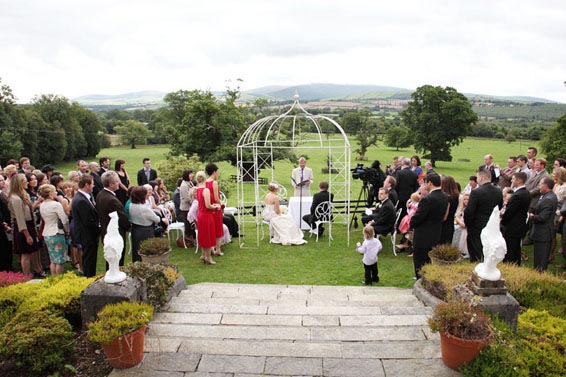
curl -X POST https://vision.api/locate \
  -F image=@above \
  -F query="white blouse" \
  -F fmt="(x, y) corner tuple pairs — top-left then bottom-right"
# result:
(40, 200), (69, 237)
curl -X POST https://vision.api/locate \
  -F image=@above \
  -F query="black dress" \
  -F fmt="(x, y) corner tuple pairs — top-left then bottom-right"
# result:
(116, 172), (130, 206)
(440, 196), (459, 245)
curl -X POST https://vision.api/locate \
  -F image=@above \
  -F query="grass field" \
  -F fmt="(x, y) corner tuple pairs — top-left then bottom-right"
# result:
(59, 138), (564, 289)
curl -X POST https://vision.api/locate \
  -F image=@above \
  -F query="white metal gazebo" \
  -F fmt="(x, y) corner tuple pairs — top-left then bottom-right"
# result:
(235, 94), (351, 248)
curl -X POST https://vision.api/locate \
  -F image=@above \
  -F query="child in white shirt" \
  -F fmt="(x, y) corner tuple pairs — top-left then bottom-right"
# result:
(356, 225), (383, 285)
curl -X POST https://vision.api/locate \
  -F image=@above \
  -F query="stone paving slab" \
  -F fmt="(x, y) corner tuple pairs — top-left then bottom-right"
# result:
(339, 314), (429, 327)
(139, 352), (200, 372)
(177, 339), (343, 358)
(268, 305), (384, 316)
(307, 298), (420, 308)
(198, 355), (265, 374)
(382, 358), (461, 377)
(109, 370), (184, 377)
(149, 323), (311, 340)
(341, 340), (441, 359)
(264, 356), (322, 376)
(323, 358), (385, 377)
(303, 315), (341, 327)
(311, 326), (427, 341)
(221, 313), (303, 326)
(153, 312), (222, 324)
(144, 336), (182, 352)
(168, 302), (268, 314)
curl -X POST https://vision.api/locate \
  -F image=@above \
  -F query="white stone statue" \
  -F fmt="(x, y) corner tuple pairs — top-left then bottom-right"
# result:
(474, 206), (507, 281)
(103, 211), (127, 283)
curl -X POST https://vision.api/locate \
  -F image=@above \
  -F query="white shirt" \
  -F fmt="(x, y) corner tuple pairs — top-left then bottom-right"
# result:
(356, 238), (382, 265)
(40, 200), (68, 237)
(129, 203), (160, 226)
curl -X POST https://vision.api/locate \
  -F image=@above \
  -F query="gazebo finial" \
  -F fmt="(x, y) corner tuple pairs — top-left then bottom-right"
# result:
(293, 91), (299, 101)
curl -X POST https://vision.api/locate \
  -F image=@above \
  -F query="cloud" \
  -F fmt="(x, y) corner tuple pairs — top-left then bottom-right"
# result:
(1, 0), (565, 102)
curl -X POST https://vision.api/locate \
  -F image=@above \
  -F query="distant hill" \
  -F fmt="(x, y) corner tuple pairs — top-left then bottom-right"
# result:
(73, 85), (562, 110)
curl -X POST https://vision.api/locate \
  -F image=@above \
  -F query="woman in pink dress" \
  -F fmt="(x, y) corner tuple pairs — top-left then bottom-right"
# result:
(196, 171), (221, 265)
(205, 163), (224, 256)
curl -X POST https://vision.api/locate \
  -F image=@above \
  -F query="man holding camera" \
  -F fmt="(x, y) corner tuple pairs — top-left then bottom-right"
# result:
(364, 160), (386, 208)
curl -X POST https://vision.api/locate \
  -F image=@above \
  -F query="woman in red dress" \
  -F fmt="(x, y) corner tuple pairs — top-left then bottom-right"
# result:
(196, 171), (221, 265)
(205, 163), (224, 256)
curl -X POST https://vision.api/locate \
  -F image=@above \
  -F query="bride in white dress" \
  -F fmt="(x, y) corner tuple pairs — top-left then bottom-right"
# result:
(262, 182), (307, 245)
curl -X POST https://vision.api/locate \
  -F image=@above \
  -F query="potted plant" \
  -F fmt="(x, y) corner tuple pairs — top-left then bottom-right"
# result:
(428, 300), (493, 370)
(428, 244), (463, 265)
(138, 237), (171, 264)
(88, 301), (153, 369)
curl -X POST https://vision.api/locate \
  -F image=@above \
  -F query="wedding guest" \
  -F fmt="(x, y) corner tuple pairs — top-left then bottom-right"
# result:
(38, 184), (69, 276)
(196, 171), (222, 264)
(356, 225), (382, 285)
(114, 159), (131, 206)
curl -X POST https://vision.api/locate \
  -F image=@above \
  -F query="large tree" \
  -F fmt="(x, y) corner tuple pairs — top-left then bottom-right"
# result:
(540, 113), (566, 164)
(114, 120), (151, 149)
(384, 126), (412, 151)
(401, 85), (477, 166)
(341, 110), (378, 160)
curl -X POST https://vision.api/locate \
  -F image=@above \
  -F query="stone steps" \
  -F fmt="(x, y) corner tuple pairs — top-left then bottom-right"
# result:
(110, 283), (461, 377)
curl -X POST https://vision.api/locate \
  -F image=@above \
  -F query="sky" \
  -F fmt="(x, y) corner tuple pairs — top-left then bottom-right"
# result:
(1, 0), (565, 103)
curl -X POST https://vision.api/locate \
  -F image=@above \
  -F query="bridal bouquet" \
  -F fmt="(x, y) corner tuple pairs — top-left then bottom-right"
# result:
(279, 205), (288, 214)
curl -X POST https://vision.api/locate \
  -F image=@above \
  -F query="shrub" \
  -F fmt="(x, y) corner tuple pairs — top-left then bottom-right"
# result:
(421, 263), (566, 316)
(138, 237), (171, 256)
(0, 271), (33, 287)
(125, 262), (178, 310)
(0, 310), (74, 373)
(88, 301), (153, 344)
(428, 243), (461, 262)
(428, 300), (492, 340)
(462, 310), (566, 377)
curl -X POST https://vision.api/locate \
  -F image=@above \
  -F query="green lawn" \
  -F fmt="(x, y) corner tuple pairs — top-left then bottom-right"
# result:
(65, 138), (564, 288)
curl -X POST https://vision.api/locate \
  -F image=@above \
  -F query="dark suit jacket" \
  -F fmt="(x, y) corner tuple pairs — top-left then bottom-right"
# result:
(479, 164), (498, 184)
(500, 187), (531, 239)
(395, 167), (418, 204)
(370, 198), (396, 234)
(410, 189), (449, 249)
(464, 183), (503, 234)
(531, 191), (558, 242)
(388, 188), (399, 207)
(96, 189), (130, 240)
(309, 190), (334, 222)
(71, 192), (100, 246)
(137, 168), (158, 186)
(91, 172), (103, 199)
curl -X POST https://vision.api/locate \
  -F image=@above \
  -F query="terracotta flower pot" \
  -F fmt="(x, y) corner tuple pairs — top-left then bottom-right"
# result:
(439, 331), (492, 370)
(140, 251), (170, 264)
(100, 325), (146, 369)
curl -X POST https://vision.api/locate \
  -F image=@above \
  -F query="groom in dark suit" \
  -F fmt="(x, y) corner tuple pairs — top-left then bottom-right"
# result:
(410, 174), (449, 279)
(501, 172), (531, 266)
(71, 175), (100, 277)
(303, 181), (333, 236)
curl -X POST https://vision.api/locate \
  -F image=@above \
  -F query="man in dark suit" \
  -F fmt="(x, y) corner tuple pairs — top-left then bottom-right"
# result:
(529, 177), (558, 271)
(464, 169), (504, 262)
(137, 158), (158, 186)
(303, 181), (334, 236)
(501, 172), (531, 266)
(363, 188), (396, 236)
(384, 176), (399, 206)
(395, 158), (419, 219)
(96, 171), (131, 266)
(89, 162), (103, 199)
(410, 174), (449, 279)
(478, 154), (499, 185)
(71, 175), (100, 277)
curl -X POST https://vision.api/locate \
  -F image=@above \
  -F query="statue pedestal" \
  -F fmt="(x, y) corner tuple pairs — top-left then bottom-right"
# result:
(454, 272), (520, 331)
(80, 277), (144, 329)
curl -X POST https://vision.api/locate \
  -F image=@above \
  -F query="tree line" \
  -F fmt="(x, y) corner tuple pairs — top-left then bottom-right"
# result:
(0, 79), (104, 166)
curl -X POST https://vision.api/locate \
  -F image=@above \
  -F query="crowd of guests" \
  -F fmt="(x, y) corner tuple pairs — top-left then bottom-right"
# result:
(0, 156), (239, 278)
(359, 147), (566, 281)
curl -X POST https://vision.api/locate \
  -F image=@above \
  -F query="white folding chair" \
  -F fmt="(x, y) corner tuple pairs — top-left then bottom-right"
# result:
(163, 207), (187, 249)
(383, 208), (403, 256)
(310, 201), (333, 242)
(277, 185), (288, 201)
(220, 191), (237, 215)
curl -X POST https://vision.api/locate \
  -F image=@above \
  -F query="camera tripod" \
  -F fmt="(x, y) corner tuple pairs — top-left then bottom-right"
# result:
(349, 180), (370, 229)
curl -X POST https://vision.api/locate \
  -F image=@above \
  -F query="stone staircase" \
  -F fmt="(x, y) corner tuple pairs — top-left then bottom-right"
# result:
(109, 283), (461, 377)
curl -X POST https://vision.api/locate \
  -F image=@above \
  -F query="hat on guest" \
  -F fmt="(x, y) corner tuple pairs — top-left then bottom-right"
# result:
(41, 164), (55, 173)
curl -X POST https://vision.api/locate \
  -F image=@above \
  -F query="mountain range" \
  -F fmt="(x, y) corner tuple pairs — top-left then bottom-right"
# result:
(73, 83), (560, 107)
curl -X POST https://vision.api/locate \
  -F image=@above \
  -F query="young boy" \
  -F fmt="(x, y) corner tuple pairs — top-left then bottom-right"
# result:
(356, 225), (383, 285)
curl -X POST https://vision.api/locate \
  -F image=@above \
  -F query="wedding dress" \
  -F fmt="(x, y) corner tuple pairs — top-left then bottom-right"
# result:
(262, 204), (307, 245)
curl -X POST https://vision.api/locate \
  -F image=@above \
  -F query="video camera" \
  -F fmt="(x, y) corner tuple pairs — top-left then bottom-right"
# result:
(351, 163), (377, 184)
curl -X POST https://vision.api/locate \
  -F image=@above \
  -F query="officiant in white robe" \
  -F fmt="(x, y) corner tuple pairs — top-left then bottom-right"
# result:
(291, 157), (314, 197)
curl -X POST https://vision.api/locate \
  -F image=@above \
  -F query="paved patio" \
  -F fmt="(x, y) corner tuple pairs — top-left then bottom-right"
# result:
(109, 283), (461, 377)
